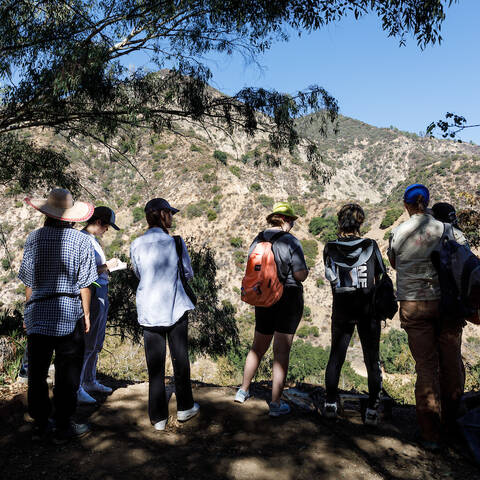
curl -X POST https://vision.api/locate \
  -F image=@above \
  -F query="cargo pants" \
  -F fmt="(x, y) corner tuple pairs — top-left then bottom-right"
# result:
(400, 300), (464, 442)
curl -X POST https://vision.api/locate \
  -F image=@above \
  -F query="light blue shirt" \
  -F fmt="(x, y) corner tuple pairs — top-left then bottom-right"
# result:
(80, 229), (109, 286)
(130, 228), (194, 327)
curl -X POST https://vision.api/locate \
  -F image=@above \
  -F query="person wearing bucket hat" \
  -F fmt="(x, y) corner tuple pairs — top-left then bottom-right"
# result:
(235, 201), (308, 416)
(388, 184), (465, 450)
(130, 198), (199, 431)
(18, 188), (98, 442)
(77, 206), (120, 405)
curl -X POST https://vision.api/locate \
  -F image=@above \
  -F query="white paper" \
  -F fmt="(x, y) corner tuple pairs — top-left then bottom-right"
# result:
(106, 258), (127, 272)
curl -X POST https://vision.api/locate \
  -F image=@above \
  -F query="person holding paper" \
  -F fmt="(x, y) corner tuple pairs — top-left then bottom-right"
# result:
(77, 206), (121, 404)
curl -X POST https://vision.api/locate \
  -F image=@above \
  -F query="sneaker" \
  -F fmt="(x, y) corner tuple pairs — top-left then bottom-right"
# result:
(324, 402), (337, 419)
(364, 408), (379, 426)
(53, 422), (90, 445)
(77, 386), (97, 405)
(84, 381), (113, 394)
(177, 402), (200, 422)
(234, 388), (251, 404)
(269, 400), (291, 417)
(153, 419), (167, 431)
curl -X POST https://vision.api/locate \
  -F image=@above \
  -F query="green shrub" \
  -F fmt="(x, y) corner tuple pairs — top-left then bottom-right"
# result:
(297, 325), (320, 338)
(257, 194), (274, 209)
(128, 194), (140, 207)
(303, 306), (311, 318)
(213, 150), (227, 165)
(316, 277), (325, 287)
(309, 216), (337, 243)
(383, 229), (392, 241)
(211, 185), (221, 194)
(202, 172), (216, 183)
(229, 165), (241, 177)
(287, 340), (329, 381)
(301, 239), (318, 269)
(132, 207), (144, 223)
(249, 182), (261, 192)
(154, 171), (164, 180)
(380, 207), (403, 230)
(380, 329), (415, 374)
(186, 200), (209, 218)
(229, 237), (243, 248)
(233, 250), (245, 266)
(190, 144), (202, 152)
(292, 203), (307, 217)
(207, 209), (217, 221)
(2, 258), (11, 270)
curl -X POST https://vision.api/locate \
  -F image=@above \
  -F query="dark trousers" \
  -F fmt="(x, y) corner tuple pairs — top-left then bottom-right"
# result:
(143, 314), (194, 424)
(325, 317), (382, 408)
(27, 320), (85, 428)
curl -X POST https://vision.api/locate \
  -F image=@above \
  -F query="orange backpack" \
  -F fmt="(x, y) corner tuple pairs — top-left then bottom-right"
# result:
(241, 231), (286, 307)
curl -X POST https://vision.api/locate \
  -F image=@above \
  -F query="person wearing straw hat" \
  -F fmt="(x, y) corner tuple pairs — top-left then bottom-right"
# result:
(19, 188), (98, 443)
(235, 201), (308, 416)
(77, 206), (121, 405)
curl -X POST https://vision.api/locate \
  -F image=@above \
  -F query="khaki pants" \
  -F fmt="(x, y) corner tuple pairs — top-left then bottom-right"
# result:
(400, 300), (464, 442)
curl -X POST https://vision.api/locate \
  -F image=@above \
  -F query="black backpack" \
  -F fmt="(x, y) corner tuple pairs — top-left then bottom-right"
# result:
(371, 248), (398, 321)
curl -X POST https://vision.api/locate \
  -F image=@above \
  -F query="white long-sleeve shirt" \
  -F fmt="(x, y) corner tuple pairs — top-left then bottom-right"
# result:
(130, 228), (194, 327)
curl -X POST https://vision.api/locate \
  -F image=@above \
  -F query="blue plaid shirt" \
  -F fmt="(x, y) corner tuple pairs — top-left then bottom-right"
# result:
(18, 226), (98, 336)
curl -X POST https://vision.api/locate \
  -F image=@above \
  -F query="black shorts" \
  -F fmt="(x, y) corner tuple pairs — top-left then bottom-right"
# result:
(255, 286), (304, 335)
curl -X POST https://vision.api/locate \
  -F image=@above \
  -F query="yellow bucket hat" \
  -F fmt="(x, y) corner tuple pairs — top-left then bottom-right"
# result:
(266, 201), (298, 222)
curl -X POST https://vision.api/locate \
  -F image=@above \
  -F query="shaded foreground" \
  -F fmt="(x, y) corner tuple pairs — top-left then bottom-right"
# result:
(1, 381), (479, 480)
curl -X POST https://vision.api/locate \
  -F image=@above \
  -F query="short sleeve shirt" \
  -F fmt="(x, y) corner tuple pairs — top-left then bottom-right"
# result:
(18, 226), (98, 336)
(248, 229), (308, 287)
(388, 214), (443, 301)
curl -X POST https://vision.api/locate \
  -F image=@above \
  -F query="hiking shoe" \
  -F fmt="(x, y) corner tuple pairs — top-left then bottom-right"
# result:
(269, 400), (291, 417)
(234, 388), (251, 404)
(84, 381), (112, 394)
(324, 402), (338, 419)
(364, 408), (379, 426)
(154, 419), (167, 431)
(53, 422), (90, 445)
(177, 402), (200, 422)
(77, 386), (97, 405)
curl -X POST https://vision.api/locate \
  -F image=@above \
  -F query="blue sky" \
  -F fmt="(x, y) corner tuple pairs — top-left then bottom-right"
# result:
(129, 1), (480, 143)
(200, 0), (480, 144)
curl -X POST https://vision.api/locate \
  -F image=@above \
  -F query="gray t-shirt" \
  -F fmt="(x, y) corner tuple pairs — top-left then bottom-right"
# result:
(248, 229), (308, 287)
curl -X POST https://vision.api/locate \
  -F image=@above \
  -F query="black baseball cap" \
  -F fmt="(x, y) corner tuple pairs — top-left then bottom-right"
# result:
(92, 206), (120, 230)
(432, 202), (457, 225)
(144, 198), (179, 214)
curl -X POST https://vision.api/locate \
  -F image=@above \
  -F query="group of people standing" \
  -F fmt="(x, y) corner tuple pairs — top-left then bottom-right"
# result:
(18, 183), (478, 451)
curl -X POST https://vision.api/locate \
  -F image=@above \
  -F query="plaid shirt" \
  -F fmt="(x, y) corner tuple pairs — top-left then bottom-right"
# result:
(18, 226), (98, 336)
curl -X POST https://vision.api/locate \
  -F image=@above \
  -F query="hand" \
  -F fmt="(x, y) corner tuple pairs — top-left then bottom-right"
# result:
(84, 316), (91, 333)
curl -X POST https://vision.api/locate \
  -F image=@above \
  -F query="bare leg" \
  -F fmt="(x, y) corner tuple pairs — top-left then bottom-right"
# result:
(240, 331), (273, 392)
(271, 332), (295, 403)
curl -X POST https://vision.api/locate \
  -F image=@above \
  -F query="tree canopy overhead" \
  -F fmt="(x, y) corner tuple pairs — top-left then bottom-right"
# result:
(0, 0), (457, 192)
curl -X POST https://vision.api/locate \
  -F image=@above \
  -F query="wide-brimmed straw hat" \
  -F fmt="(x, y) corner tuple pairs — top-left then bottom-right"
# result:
(266, 201), (298, 222)
(25, 188), (94, 222)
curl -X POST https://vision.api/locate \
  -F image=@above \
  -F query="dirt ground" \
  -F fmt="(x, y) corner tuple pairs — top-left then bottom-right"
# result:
(1, 379), (479, 480)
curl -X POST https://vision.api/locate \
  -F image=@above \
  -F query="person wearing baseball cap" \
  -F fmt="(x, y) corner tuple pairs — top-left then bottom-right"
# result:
(235, 201), (308, 417)
(388, 184), (465, 450)
(130, 198), (199, 431)
(77, 206), (120, 405)
(19, 188), (98, 442)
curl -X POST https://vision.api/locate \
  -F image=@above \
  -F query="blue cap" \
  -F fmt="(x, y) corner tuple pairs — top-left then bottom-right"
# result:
(403, 184), (430, 206)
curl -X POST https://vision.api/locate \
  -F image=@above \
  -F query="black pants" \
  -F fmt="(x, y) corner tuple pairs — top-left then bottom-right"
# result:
(325, 317), (382, 408)
(143, 314), (194, 424)
(27, 320), (85, 428)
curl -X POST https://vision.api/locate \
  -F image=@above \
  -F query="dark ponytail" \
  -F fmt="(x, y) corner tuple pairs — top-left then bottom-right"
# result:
(146, 209), (169, 234)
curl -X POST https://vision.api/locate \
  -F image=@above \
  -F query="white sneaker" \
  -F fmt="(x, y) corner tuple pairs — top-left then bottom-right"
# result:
(177, 402), (200, 422)
(154, 419), (167, 431)
(324, 402), (338, 419)
(234, 388), (251, 404)
(364, 408), (379, 426)
(77, 386), (97, 405)
(84, 381), (113, 394)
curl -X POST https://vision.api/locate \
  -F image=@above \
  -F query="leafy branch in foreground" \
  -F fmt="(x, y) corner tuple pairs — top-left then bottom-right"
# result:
(427, 112), (480, 140)
(0, 1), (456, 191)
